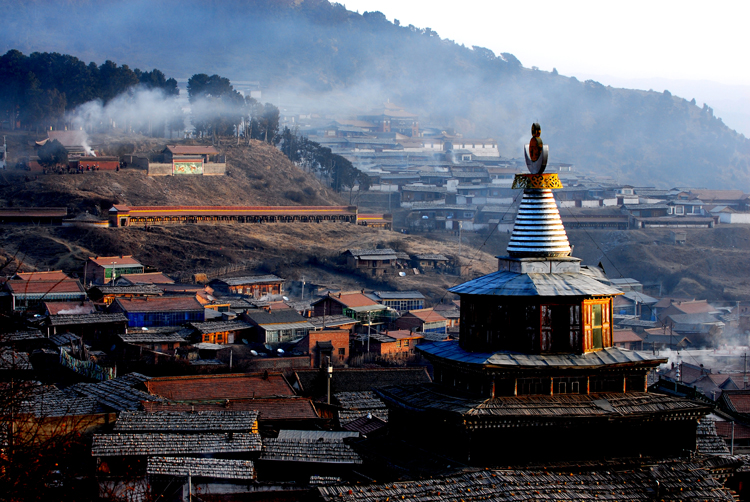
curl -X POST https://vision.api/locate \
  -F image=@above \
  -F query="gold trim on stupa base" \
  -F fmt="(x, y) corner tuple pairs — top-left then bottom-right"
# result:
(512, 173), (563, 189)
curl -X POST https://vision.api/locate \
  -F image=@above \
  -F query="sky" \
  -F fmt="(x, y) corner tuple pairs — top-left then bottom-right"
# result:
(342, 0), (750, 135)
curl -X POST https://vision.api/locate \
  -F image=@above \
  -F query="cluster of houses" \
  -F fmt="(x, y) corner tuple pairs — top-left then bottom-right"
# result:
(286, 104), (750, 233)
(0, 252), (459, 378)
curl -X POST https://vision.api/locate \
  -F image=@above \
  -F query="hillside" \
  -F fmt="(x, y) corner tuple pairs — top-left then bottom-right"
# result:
(0, 133), (345, 213)
(0, 133), (498, 302)
(2, 0), (749, 189)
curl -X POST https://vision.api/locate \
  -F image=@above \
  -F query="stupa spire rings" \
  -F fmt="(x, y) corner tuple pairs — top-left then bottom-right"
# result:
(508, 123), (571, 257)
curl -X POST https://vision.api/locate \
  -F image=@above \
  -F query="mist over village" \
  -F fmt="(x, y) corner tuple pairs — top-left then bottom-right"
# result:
(3, 1), (750, 501)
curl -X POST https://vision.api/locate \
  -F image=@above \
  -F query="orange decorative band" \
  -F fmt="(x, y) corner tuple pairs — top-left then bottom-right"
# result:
(512, 173), (563, 189)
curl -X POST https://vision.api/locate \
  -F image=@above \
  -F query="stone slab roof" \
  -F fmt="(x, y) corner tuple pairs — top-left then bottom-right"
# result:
(418, 341), (666, 368)
(318, 461), (734, 501)
(92, 432), (262, 456)
(114, 410), (259, 433)
(449, 270), (623, 297)
(260, 438), (361, 464)
(147, 456), (256, 480)
(70, 373), (164, 411)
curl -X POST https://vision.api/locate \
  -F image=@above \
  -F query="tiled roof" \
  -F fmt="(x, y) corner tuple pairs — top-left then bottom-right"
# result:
(318, 462), (734, 501)
(118, 332), (187, 344)
(92, 432), (261, 457)
(379, 385), (710, 420)
(6, 279), (84, 295)
(243, 310), (308, 326)
(261, 438), (362, 464)
(96, 285), (165, 296)
(14, 270), (70, 281)
(22, 384), (106, 417)
(88, 255), (142, 267)
(147, 456), (256, 480)
(0, 207), (67, 217)
(214, 274), (284, 286)
(419, 341), (666, 368)
(0, 348), (31, 371)
(141, 397), (319, 421)
(146, 373), (295, 401)
(114, 296), (204, 312)
(316, 293), (380, 309)
(49, 332), (80, 346)
(721, 391), (750, 414)
(1, 330), (44, 342)
(47, 313), (128, 326)
(404, 308), (447, 323)
(70, 373), (164, 411)
(117, 272), (175, 285)
(612, 329), (643, 343)
(189, 320), (252, 334)
(165, 145), (219, 155)
(294, 368), (431, 396)
(44, 301), (96, 315)
(342, 415), (388, 435)
(371, 291), (425, 300)
(449, 270), (623, 297)
(114, 410), (259, 433)
(277, 430), (358, 440)
(308, 315), (359, 329)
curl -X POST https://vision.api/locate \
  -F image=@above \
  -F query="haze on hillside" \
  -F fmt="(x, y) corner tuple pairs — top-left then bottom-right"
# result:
(2, 0), (749, 190)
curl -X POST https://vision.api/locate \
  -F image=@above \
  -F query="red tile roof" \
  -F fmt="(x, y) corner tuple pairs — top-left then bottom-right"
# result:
(7, 279), (84, 295)
(612, 329), (643, 343)
(142, 397), (318, 421)
(89, 255), (142, 267)
(670, 300), (717, 314)
(334, 293), (380, 308)
(715, 420), (750, 439)
(45, 301), (96, 315)
(15, 270), (70, 281)
(405, 308), (447, 323)
(383, 329), (422, 340)
(146, 373), (296, 401)
(724, 392), (750, 413)
(114, 296), (204, 312)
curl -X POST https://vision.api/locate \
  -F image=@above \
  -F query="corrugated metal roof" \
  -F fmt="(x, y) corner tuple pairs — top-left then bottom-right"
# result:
(417, 341), (666, 368)
(449, 269), (623, 297)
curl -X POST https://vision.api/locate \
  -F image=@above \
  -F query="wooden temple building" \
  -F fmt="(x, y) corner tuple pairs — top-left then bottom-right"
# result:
(378, 139), (711, 464)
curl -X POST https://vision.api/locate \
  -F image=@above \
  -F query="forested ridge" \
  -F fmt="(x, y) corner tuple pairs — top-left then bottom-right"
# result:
(1, 0), (749, 188)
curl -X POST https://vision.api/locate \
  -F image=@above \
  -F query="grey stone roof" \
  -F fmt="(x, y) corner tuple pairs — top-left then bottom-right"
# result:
(345, 248), (397, 257)
(118, 332), (187, 344)
(47, 313), (128, 326)
(215, 275), (284, 286)
(260, 438), (362, 464)
(1, 330), (44, 342)
(189, 320), (253, 334)
(22, 385), (106, 417)
(277, 430), (359, 440)
(0, 348), (31, 371)
(449, 270), (622, 297)
(49, 332), (80, 346)
(70, 373), (164, 411)
(334, 391), (387, 411)
(93, 285), (164, 295)
(308, 315), (359, 329)
(147, 457), (256, 480)
(114, 410), (259, 433)
(371, 291), (425, 300)
(418, 341), (666, 368)
(92, 432), (262, 456)
(318, 461), (734, 501)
